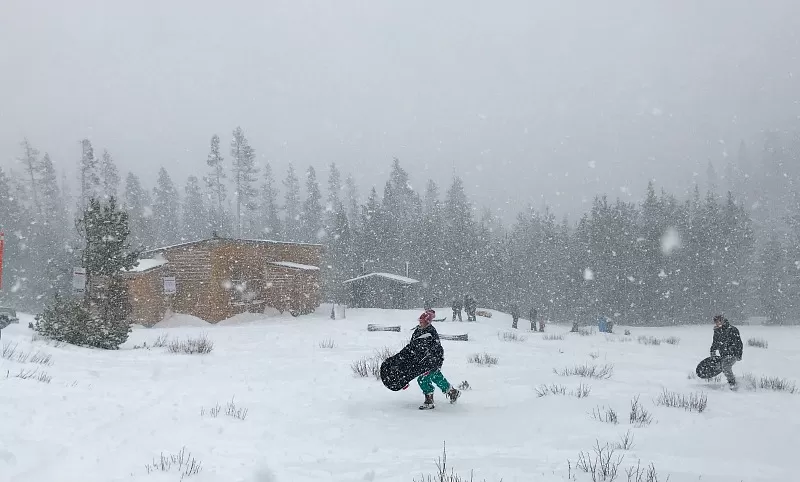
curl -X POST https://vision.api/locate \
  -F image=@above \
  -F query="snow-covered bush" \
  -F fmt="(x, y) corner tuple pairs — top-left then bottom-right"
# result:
(35, 295), (130, 350)
(637, 336), (661, 346)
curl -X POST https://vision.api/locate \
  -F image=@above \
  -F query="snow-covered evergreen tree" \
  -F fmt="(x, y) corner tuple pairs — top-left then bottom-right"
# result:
(256, 162), (281, 239)
(183, 175), (208, 241)
(301, 166), (323, 242)
(100, 149), (120, 200)
(17, 138), (42, 215)
(230, 127), (259, 237)
(124, 173), (154, 249)
(205, 134), (228, 236)
(282, 163), (302, 241)
(344, 174), (360, 232)
(78, 139), (101, 210)
(152, 167), (180, 246)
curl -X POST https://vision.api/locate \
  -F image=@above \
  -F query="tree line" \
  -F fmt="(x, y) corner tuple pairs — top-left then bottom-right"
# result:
(1, 128), (799, 325)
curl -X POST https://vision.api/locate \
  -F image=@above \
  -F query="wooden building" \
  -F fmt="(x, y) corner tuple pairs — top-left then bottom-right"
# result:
(123, 238), (323, 325)
(342, 272), (420, 309)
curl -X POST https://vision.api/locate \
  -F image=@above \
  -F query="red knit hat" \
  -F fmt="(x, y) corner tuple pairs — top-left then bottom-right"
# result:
(419, 310), (434, 323)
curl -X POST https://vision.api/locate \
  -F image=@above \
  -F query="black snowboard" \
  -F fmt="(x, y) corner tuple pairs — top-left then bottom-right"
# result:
(380, 344), (430, 391)
(696, 356), (723, 379)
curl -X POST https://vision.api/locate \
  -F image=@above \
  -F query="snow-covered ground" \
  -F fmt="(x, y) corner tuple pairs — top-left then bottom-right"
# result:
(1, 308), (798, 482)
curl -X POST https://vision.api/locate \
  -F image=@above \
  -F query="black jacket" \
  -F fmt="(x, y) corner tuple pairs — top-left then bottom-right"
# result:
(710, 322), (743, 360)
(410, 324), (445, 371)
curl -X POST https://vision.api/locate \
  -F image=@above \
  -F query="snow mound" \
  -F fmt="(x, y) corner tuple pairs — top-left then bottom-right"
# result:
(152, 313), (211, 328)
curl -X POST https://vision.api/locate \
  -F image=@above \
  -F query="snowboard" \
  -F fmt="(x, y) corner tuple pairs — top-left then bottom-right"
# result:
(380, 344), (430, 391)
(695, 356), (723, 379)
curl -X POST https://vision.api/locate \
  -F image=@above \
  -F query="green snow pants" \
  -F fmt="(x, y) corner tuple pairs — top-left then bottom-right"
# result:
(417, 369), (451, 394)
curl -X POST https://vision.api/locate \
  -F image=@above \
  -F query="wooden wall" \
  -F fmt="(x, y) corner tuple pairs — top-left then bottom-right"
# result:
(125, 266), (168, 326)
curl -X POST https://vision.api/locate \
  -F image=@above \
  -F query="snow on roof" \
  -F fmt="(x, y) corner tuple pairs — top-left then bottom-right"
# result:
(142, 237), (323, 255)
(269, 261), (320, 271)
(125, 257), (168, 273)
(342, 272), (419, 285)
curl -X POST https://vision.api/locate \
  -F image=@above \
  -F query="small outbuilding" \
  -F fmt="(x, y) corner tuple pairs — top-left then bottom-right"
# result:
(342, 272), (420, 310)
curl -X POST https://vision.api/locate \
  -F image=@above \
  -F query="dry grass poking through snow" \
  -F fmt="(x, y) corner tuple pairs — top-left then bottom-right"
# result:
(6, 367), (52, 383)
(413, 442), (500, 482)
(629, 395), (654, 427)
(167, 334), (214, 354)
(591, 405), (619, 424)
(542, 333), (565, 341)
(351, 346), (395, 380)
(747, 337), (768, 349)
(637, 335), (680, 346)
(498, 331), (526, 342)
(318, 338), (336, 349)
(567, 441), (670, 482)
(1, 342), (53, 366)
(554, 363), (614, 379)
(740, 373), (797, 394)
(535, 383), (592, 398)
(467, 353), (498, 366)
(201, 397), (249, 420)
(144, 446), (202, 478)
(655, 389), (708, 413)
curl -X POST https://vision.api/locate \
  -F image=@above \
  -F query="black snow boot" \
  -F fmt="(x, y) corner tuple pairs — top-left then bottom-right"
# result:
(446, 387), (461, 404)
(419, 393), (435, 410)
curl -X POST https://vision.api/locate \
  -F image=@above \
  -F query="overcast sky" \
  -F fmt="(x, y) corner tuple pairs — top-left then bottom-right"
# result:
(1, 0), (799, 221)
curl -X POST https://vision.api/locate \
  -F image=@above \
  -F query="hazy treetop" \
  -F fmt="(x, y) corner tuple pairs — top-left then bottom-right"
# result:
(1, 0), (798, 218)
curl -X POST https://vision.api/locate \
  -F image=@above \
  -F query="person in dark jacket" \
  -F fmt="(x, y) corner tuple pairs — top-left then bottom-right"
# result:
(411, 309), (460, 409)
(451, 298), (463, 321)
(710, 315), (743, 389)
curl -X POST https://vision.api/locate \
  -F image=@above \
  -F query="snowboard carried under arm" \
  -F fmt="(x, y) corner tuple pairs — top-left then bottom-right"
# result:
(380, 343), (432, 391)
(695, 356), (724, 379)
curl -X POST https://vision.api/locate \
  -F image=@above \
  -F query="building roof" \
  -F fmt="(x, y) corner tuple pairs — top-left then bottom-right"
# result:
(342, 272), (419, 285)
(141, 237), (324, 255)
(269, 261), (320, 271)
(124, 257), (168, 273)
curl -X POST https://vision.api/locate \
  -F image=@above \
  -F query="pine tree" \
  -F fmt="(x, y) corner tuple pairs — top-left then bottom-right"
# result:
(78, 139), (101, 209)
(758, 237), (790, 324)
(230, 127), (259, 237)
(259, 162), (281, 239)
(444, 175), (476, 296)
(0, 168), (23, 302)
(17, 138), (42, 215)
(183, 175), (208, 240)
(152, 167), (180, 246)
(301, 166), (324, 242)
(69, 196), (140, 348)
(283, 163), (302, 241)
(205, 134), (228, 236)
(124, 173), (154, 249)
(344, 174), (360, 231)
(100, 149), (120, 200)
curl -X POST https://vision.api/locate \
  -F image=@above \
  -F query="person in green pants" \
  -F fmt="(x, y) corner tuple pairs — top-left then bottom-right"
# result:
(411, 309), (460, 410)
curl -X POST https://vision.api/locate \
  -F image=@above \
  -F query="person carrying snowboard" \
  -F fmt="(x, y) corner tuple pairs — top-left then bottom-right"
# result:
(709, 314), (743, 389)
(411, 309), (460, 409)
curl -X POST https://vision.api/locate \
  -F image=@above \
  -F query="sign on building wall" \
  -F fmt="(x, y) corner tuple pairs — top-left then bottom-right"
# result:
(163, 277), (177, 294)
(72, 267), (87, 295)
